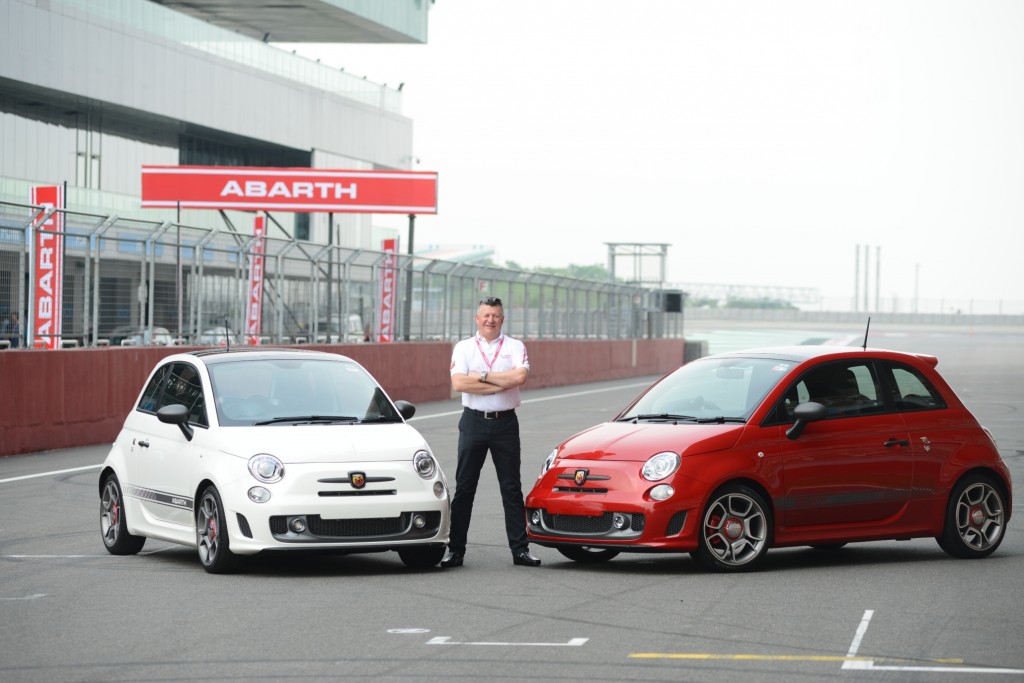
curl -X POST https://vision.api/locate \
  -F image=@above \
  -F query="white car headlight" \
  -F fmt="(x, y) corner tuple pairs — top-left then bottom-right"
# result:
(413, 450), (436, 479)
(641, 452), (680, 482)
(248, 453), (285, 483)
(539, 449), (557, 479)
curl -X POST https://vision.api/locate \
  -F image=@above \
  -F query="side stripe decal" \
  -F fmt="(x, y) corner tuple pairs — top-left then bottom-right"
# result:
(124, 484), (193, 510)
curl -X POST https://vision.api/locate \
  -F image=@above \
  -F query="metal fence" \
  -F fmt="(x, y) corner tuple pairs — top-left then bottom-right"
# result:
(0, 201), (653, 349)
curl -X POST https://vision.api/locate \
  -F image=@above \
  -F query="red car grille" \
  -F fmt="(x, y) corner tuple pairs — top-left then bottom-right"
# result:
(542, 511), (646, 534)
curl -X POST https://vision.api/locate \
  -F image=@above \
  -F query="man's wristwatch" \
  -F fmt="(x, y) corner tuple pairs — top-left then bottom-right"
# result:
(480, 370), (489, 383)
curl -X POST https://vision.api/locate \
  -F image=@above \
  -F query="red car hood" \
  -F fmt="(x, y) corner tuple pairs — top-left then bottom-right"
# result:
(556, 421), (745, 462)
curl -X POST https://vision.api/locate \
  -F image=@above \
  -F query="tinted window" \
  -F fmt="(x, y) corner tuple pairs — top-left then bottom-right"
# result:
(137, 362), (208, 427)
(886, 363), (946, 411)
(778, 361), (883, 420)
(138, 365), (170, 413)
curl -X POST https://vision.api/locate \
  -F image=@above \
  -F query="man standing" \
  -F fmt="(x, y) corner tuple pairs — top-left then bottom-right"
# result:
(1, 312), (19, 348)
(441, 296), (541, 568)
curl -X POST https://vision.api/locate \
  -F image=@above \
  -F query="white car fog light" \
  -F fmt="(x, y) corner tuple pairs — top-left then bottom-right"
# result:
(612, 513), (629, 530)
(650, 484), (675, 501)
(247, 486), (271, 503)
(530, 510), (542, 525)
(413, 514), (426, 529)
(289, 517), (307, 533)
(433, 481), (445, 498)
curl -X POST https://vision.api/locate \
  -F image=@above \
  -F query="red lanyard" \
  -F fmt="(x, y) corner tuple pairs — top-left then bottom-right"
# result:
(474, 335), (504, 370)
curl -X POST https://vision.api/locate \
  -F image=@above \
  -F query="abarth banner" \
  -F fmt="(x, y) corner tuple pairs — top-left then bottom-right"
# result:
(244, 215), (267, 345)
(377, 238), (399, 343)
(30, 185), (64, 350)
(141, 166), (438, 214)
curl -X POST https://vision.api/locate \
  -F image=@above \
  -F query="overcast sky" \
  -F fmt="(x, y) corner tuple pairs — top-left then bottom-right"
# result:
(286, 1), (1024, 312)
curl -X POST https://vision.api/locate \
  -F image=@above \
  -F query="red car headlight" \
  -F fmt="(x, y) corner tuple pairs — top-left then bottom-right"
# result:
(642, 452), (680, 482)
(539, 449), (557, 479)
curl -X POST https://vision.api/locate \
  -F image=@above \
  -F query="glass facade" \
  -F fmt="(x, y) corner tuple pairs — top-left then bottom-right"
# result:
(0, 0), (416, 245)
(55, 0), (405, 113)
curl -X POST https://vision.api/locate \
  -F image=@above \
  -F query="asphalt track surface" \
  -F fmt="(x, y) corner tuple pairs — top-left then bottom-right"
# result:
(2, 322), (1022, 683)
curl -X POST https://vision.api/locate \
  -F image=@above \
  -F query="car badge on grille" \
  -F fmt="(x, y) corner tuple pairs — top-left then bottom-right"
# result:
(350, 472), (366, 489)
(574, 469), (589, 486)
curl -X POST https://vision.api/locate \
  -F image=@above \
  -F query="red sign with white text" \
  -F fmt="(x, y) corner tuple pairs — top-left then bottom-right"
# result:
(377, 238), (399, 343)
(245, 215), (267, 345)
(141, 166), (438, 214)
(31, 185), (64, 349)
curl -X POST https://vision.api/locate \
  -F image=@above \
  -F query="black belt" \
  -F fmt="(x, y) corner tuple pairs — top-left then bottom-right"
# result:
(464, 407), (516, 420)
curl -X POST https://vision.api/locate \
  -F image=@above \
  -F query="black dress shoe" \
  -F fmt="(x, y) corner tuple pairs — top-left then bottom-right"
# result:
(440, 550), (464, 568)
(512, 551), (541, 567)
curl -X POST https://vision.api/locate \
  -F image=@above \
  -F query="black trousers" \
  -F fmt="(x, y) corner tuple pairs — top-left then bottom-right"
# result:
(448, 408), (528, 555)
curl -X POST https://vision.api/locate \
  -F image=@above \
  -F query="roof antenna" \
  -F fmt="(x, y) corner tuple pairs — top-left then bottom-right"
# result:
(224, 317), (231, 351)
(862, 317), (871, 351)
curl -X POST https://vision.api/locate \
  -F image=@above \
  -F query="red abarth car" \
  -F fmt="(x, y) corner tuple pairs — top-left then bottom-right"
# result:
(525, 346), (1012, 572)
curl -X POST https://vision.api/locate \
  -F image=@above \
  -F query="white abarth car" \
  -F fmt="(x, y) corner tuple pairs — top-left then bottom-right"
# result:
(99, 348), (450, 573)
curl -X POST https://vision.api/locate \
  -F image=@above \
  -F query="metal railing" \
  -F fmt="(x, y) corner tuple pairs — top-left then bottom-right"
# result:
(0, 201), (650, 348)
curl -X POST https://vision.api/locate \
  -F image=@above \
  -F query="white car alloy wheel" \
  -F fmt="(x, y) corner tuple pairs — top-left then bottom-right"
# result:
(196, 486), (236, 574)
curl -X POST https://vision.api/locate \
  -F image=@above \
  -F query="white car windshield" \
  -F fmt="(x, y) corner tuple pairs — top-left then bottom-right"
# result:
(618, 356), (793, 422)
(209, 358), (402, 426)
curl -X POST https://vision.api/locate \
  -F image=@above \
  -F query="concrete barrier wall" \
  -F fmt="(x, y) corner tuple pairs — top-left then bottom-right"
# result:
(0, 338), (686, 457)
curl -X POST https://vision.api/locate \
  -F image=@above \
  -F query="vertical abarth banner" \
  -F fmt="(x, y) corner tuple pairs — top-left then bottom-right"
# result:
(30, 185), (64, 349)
(245, 215), (267, 345)
(377, 238), (399, 342)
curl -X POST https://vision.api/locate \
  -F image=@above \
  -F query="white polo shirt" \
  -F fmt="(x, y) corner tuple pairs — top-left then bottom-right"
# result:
(450, 333), (529, 412)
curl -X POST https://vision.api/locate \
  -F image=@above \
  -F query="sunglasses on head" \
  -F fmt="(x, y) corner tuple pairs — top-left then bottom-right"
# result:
(479, 297), (503, 306)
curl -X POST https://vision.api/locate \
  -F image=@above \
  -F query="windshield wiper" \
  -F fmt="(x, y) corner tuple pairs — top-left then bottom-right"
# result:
(358, 416), (404, 423)
(620, 413), (698, 422)
(254, 415), (360, 426)
(619, 413), (746, 424)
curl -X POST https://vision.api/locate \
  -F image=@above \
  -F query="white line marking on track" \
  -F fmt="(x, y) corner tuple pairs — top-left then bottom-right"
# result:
(0, 464), (101, 484)
(842, 609), (1024, 675)
(0, 594), (47, 600)
(426, 636), (588, 647)
(844, 609), (874, 660)
(408, 381), (652, 422)
(6, 555), (105, 559)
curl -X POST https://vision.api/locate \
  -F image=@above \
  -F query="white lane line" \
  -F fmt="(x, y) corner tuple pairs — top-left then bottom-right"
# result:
(0, 464), (102, 484)
(408, 381), (652, 422)
(0, 594), (47, 601)
(844, 609), (874, 661)
(426, 636), (588, 647)
(4, 547), (173, 560)
(842, 609), (1024, 675)
(850, 663), (1024, 674)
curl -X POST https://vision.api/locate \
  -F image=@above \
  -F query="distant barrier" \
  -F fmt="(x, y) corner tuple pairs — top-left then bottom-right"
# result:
(0, 338), (688, 457)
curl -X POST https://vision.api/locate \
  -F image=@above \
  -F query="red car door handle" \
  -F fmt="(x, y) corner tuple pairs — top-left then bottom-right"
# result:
(883, 438), (909, 448)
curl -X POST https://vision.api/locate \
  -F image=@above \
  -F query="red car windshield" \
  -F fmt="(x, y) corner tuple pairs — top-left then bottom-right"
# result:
(619, 356), (792, 422)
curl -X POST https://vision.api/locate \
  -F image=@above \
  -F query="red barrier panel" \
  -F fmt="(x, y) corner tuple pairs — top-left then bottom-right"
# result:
(0, 339), (685, 457)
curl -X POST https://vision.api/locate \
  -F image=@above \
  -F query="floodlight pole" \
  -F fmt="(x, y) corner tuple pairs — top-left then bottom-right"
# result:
(402, 213), (415, 341)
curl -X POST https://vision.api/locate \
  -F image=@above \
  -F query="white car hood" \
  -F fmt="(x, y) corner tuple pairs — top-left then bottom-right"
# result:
(208, 423), (429, 464)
